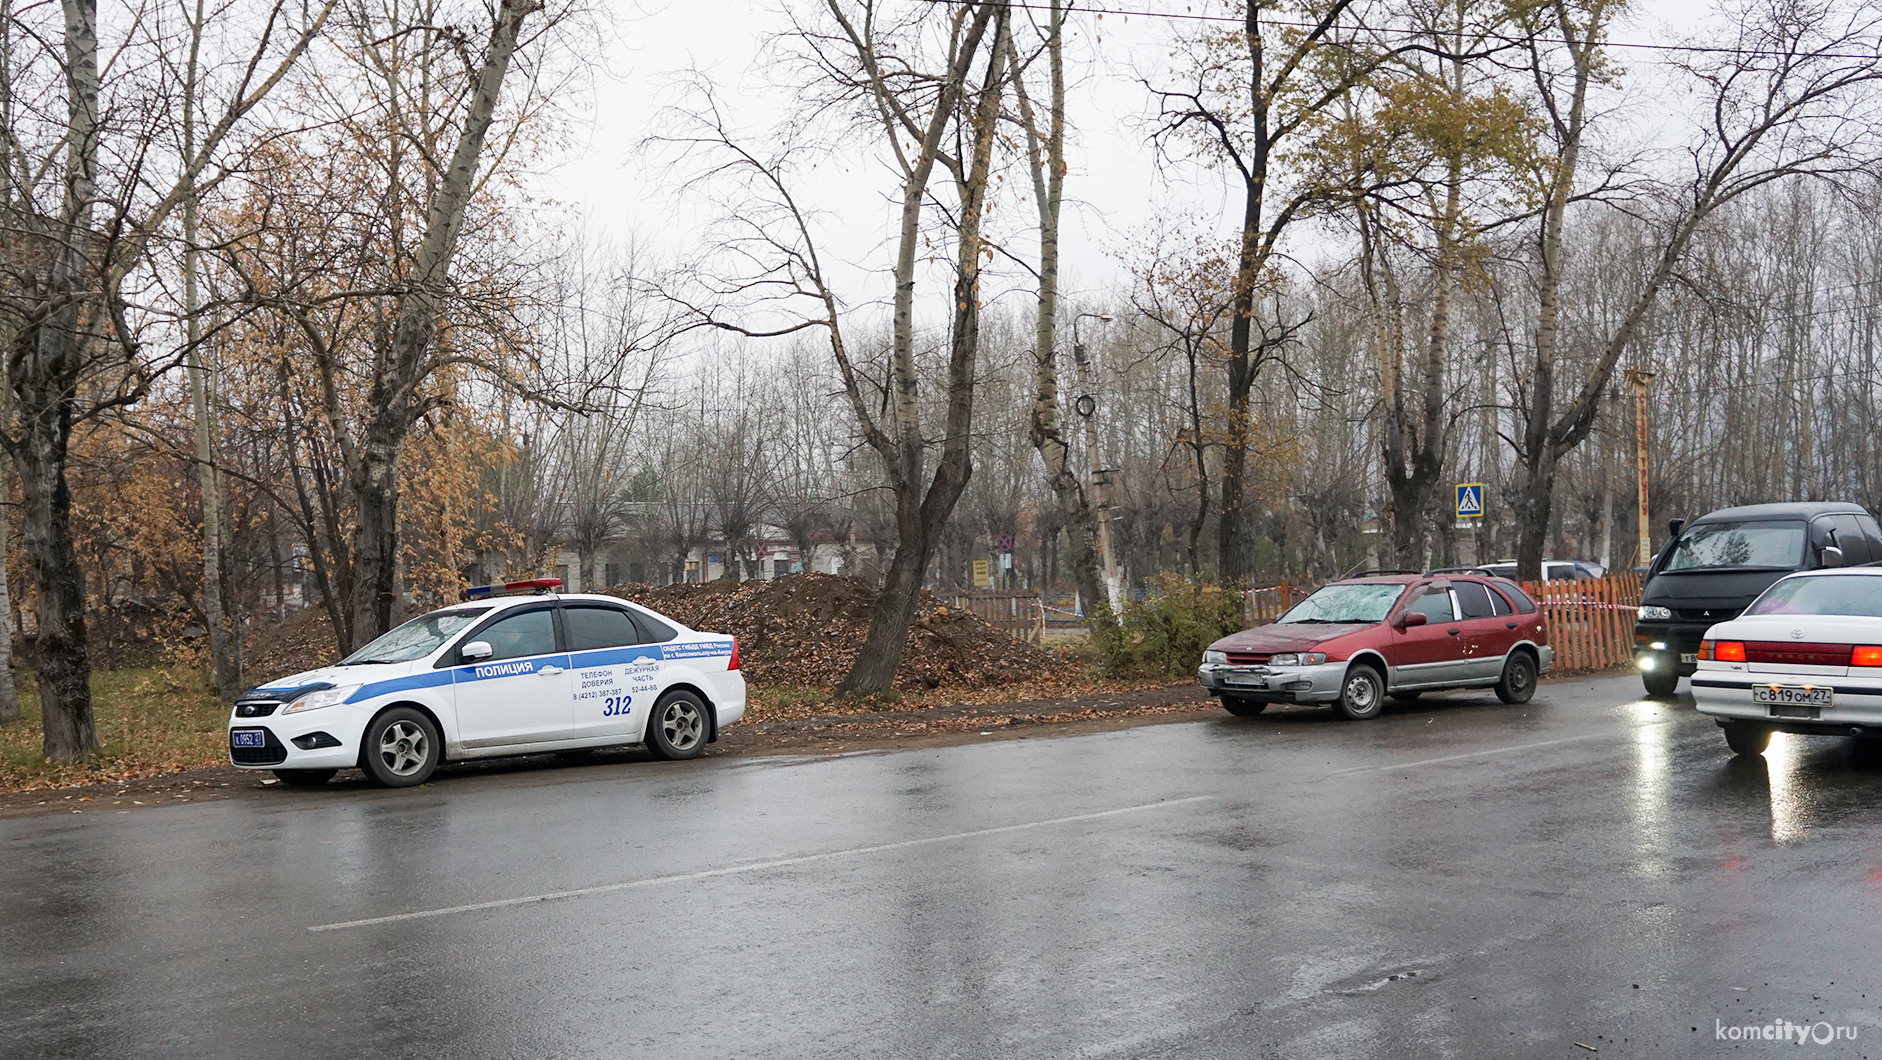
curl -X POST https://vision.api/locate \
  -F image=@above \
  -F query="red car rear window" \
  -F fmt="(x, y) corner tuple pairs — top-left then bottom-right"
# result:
(1489, 578), (1538, 614)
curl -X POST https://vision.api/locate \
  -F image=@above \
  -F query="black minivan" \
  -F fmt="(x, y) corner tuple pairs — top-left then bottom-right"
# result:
(1634, 501), (1882, 696)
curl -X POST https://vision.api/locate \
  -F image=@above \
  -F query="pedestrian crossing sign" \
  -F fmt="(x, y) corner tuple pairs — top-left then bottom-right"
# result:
(1456, 483), (1485, 518)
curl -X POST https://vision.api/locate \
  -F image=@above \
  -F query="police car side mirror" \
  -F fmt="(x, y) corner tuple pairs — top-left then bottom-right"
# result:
(460, 640), (493, 661)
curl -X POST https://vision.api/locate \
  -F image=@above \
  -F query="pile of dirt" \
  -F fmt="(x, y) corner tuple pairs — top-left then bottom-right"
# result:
(236, 574), (1067, 692)
(243, 606), (340, 683)
(85, 601), (198, 669)
(604, 572), (1070, 692)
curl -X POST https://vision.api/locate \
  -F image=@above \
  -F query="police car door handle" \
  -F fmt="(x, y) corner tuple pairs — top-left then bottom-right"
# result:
(538, 665), (564, 675)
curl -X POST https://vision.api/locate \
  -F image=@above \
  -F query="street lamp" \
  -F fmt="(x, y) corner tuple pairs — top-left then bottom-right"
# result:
(1071, 312), (1123, 616)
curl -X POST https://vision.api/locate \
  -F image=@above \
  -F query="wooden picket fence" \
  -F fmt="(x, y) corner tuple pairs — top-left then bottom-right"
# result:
(943, 590), (1046, 644)
(1243, 581), (1312, 626)
(1238, 572), (1645, 674)
(1518, 571), (1642, 673)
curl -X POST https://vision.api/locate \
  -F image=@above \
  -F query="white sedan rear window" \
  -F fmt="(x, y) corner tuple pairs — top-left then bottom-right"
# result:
(1745, 575), (1882, 618)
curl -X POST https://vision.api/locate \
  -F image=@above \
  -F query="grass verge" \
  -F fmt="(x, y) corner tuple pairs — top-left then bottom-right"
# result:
(0, 667), (228, 792)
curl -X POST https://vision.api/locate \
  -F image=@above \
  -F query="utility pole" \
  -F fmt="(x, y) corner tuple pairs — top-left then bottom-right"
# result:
(1627, 369), (1656, 569)
(1073, 312), (1121, 615)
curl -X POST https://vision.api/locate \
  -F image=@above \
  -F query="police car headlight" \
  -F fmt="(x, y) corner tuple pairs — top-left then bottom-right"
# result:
(1202, 650), (1228, 665)
(283, 685), (360, 714)
(1638, 605), (1673, 621)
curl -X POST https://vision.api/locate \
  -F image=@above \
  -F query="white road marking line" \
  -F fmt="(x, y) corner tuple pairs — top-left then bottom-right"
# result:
(1326, 724), (1672, 777)
(307, 795), (1215, 932)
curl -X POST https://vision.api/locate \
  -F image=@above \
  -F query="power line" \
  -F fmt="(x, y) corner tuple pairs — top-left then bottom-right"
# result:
(919, 0), (1882, 63)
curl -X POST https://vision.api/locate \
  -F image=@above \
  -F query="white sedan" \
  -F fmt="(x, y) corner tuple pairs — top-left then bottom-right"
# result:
(227, 580), (745, 788)
(1691, 567), (1882, 756)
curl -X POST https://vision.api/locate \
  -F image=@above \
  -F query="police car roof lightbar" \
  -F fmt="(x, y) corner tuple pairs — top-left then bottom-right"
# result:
(461, 577), (562, 600)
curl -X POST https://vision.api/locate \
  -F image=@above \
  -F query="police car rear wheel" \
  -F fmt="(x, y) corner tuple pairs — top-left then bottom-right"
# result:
(646, 691), (709, 760)
(361, 708), (442, 787)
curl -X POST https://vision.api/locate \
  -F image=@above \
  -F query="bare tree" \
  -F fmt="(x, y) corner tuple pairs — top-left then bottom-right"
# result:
(1325, 0), (1533, 567)
(541, 240), (664, 589)
(1, 0), (331, 758)
(1151, 0), (1388, 582)
(664, 1), (1010, 694)
(1007, 1), (1109, 625)
(1506, 0), (1882, 578)
(1132, 228), (1237, 574)
(344, 0), (545, 645)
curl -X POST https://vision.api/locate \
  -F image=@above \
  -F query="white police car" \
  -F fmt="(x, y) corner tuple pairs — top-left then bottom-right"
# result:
(227, 579), (745, 788)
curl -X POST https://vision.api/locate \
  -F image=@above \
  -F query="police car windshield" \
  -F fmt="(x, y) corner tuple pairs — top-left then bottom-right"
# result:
(342, 607), (490, 664)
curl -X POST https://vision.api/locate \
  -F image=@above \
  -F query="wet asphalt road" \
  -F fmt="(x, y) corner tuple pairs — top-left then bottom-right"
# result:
(6, 673), (1882, 1059)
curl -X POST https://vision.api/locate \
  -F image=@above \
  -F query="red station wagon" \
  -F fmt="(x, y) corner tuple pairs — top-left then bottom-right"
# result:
(1198, 574), (1554, 720)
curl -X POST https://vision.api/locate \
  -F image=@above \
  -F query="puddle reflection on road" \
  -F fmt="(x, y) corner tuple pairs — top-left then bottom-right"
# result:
(1764, 734), (1811, 845)
(1621, 699), (1675, 873)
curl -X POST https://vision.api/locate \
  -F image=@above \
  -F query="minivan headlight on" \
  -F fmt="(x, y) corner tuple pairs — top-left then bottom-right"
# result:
(1638, 605), (1673, 621)
(283, 685), (361, 714)
(1202, 650), (1228, 665)
(1269, 652), (1327, 667)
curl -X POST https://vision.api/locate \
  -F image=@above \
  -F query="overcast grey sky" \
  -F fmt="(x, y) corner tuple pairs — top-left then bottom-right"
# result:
(535, 0), (1712, 310)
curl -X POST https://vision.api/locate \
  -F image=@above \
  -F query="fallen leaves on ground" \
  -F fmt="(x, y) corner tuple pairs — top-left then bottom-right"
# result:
(0, 667), (230, 792)
(605, 573), (1077, 692)
(743, 673), (1176, 724)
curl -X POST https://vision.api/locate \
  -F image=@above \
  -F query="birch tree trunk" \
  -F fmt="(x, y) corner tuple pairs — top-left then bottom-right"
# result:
(182, 0), (240, 698)
(1011, 3), (1107, 630)
(6, 0), (329, 758)
(0, 457), (19, 725)
(837, 7), (1007, 695)
(12, 0), (103, 761)
(346, 0), (539, 647)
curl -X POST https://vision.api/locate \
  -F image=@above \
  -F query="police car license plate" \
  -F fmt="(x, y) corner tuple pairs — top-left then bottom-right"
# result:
(1754, 685), (1832, 711)
(230, 730), (267, 748)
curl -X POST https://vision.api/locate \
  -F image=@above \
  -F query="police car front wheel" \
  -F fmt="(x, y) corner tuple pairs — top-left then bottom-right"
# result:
(646, 691), (709, 761)
(361, 707), (442, 787)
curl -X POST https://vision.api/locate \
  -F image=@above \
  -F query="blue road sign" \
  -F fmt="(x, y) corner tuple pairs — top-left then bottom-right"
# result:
(1456, 483), (1485, 518)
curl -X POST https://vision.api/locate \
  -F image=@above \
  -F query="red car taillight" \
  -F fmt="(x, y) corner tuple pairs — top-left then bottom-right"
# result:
(728, 639), (740, 670)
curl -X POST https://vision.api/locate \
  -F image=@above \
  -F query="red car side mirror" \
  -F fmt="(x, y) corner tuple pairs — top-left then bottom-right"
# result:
(1396, 611), (1428, 629)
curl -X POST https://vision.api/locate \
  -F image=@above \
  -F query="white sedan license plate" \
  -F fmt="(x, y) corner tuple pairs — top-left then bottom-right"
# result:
(1753, 685), (1833, 710)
